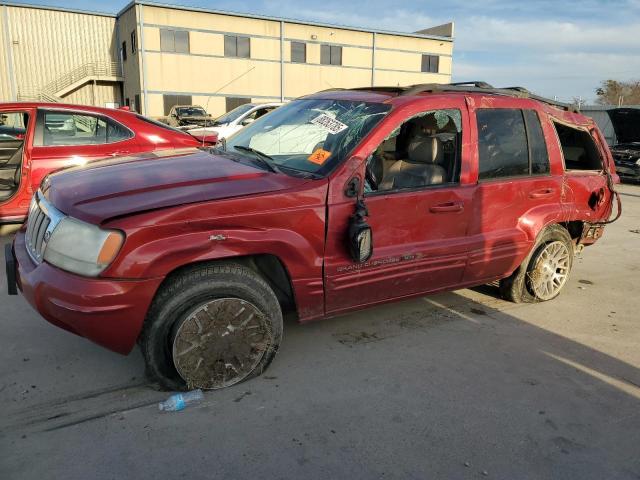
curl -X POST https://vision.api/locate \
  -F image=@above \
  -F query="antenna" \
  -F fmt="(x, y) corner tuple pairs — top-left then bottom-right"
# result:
(200, 66), (257, 147)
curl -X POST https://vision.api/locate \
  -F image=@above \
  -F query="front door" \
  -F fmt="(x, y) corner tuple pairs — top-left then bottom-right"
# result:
(324, 99), (474, 315)
(0, 109), (33, 220)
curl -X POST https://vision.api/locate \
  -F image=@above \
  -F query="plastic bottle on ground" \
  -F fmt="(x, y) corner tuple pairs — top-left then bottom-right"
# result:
(158, 389), (204, 412)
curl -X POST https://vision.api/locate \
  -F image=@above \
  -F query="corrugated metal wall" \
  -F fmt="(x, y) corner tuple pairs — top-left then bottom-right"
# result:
(4, 5), (119, 101)
(0, 6), (14, 101)
(64, 82), (122, 107)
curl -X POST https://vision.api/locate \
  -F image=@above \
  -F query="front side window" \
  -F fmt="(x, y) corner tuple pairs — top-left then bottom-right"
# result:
(0, 112), (28, 143)
(477, 109), (529, 180)
(214, 102), (253, 125)
(160, 29), (190, 54)
(224, 35), (250, 58)
(41, 112), (132, 146)
(365, 109), (462, 193)
(221, 99), (390, 176)
(320, 45), (342, 65)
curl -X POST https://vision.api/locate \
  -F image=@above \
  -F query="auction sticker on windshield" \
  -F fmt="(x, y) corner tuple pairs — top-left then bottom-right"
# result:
(310, 114), (348, 134)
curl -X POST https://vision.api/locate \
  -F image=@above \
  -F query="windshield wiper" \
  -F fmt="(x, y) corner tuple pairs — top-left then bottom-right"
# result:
(233, 145), (281, 174)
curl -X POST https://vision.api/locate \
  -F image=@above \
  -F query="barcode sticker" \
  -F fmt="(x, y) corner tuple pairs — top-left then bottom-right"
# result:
(310, 114), (348, 134)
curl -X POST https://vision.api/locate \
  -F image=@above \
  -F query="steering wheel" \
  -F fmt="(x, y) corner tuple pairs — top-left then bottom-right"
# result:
(365, 154), (379, 191)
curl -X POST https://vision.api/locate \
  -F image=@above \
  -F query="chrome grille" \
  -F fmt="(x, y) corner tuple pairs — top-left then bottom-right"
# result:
(25, 191), (64, 264)
(25, 196), (50, 263)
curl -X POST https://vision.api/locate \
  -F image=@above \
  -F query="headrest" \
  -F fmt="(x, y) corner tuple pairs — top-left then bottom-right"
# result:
(408, 137), (443, 164)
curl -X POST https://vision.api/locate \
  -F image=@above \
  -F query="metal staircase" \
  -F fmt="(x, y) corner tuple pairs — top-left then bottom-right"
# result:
(17, 61), (122, 102)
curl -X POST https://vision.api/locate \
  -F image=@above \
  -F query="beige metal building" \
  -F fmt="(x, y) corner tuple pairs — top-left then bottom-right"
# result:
(1, 1), (454, 118)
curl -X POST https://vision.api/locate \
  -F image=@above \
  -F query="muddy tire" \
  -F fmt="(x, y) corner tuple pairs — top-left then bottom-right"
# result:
(139, 262), (283, 391)
(499, 224), (574, 303)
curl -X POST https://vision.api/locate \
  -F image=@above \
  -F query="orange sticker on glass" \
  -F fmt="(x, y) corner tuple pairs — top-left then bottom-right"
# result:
(308, 148), (332, 165)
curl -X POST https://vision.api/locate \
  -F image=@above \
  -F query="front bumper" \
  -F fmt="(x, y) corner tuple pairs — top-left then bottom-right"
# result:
(10, 231), (164, 355)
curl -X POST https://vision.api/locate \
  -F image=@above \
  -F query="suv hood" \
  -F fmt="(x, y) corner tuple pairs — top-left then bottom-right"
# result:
(43, 148), (310, 224)
(608, 108), (640, 145)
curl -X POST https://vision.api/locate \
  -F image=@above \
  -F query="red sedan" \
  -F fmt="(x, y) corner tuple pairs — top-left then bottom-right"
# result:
(0, 102), (216, 226)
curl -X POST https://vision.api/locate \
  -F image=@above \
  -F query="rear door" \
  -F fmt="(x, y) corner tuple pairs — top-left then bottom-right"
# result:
(552, 120), (613, 223)
(463, 104), (561, 284)
(324, 97), (474, 314)
(29, 109), (141, 190)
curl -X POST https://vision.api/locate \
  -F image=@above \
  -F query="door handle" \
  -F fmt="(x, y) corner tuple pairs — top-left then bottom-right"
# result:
(529, 188), (555, 199)
(429, 201), (464, 213)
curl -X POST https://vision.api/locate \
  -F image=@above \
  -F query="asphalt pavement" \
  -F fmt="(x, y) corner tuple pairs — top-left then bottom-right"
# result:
(1, 184), (639, 480)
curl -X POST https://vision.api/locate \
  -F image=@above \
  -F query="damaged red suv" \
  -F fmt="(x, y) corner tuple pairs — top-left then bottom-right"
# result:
(6, 83), (620, 390)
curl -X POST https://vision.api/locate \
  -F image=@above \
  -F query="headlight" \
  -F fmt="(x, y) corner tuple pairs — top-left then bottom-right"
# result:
(636, 158), (640, 166)
(43, 217), (124, 277)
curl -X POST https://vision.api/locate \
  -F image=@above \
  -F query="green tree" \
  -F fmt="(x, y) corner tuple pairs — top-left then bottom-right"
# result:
(595, 79), (640, 106)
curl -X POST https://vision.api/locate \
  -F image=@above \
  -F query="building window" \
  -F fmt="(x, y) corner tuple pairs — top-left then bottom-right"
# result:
(421, 55), (439, 73)
(131, 30), (137, 54)
(163, 94), (192, 116)
(320, 45), (342, 65)
(291, 41), (306, 63)
(121, 41), (127, 62)
(134, 94), (141, 114)
(225, 97), (251, 112)
(160, 29), (190, 54)
(224, 35), (250, 58)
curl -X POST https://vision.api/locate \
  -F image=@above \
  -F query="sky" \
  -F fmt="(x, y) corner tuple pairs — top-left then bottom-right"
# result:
(15, 0), (640, 103)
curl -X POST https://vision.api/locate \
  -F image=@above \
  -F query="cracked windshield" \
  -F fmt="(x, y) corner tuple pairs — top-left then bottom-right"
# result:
(221, 99), (391, 175)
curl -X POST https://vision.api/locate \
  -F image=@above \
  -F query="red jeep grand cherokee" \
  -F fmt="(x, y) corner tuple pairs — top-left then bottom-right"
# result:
(6, 83), (620, 390)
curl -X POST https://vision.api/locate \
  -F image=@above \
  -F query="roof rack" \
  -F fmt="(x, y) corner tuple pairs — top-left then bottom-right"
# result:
(400, 82), (576, 111)
(339, 82), (576, 112)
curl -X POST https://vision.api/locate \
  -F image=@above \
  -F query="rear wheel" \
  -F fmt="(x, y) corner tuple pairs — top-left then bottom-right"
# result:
(140, 263), (283, 390)
(499, 225), (574, 303)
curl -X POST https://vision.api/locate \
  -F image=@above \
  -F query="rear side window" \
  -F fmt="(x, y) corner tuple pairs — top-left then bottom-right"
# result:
(553, 122), (603, 171)
(477, 109), (529, 179)
(523, 110), (550, 174)
(38, 112), (133, 146)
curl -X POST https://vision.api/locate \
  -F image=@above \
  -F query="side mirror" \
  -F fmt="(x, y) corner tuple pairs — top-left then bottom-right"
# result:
(348, 200), (373, 263)
(241, 117), (255, 126)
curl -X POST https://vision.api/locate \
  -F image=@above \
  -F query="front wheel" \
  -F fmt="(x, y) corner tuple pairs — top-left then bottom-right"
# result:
(139, 263), (283, 390)
(499, 225), (574, 303)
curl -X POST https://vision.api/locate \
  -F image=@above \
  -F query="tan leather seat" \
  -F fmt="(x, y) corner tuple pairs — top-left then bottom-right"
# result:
(379, 137), (446, 190)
